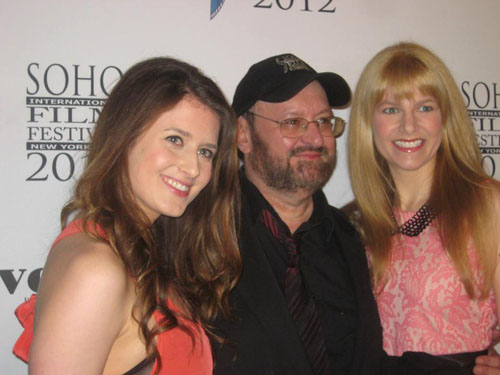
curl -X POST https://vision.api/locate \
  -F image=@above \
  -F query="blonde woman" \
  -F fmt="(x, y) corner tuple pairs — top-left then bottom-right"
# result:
(347, 42), (500, 374)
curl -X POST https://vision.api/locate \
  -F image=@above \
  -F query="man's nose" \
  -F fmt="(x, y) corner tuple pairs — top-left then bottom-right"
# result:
(299, 121), (325, 147)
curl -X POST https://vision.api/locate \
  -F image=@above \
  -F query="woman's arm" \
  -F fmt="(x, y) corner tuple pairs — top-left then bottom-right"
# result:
(29, 233), (130, 375)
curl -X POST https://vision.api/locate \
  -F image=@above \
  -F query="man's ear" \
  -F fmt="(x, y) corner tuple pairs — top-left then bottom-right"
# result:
(236, 116), (253, 155)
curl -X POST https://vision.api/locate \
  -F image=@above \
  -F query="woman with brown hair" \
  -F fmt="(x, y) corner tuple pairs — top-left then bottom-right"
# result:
(13, 56), (241, 375)
(347, 42), (500, 374)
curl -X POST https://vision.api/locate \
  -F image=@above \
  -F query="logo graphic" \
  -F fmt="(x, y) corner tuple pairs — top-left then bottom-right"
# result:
(275, 55), (312, 74)
(210, 0), (225, 19)
(25, 63), (122, 182)
(0, 268), (43, 294)
(462, 80), (500, 179)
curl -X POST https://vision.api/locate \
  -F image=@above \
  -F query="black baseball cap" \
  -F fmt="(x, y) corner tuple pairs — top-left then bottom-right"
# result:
(232, 53), (351, 116)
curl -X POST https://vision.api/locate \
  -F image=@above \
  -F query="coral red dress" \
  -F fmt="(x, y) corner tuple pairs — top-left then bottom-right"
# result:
(13, 221), (212, 375)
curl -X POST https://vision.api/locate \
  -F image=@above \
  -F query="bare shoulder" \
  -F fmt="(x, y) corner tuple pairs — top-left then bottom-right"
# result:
(36, 232), (132, 326)
(30, 232), (135, 374)
(40, 232), (130, 301)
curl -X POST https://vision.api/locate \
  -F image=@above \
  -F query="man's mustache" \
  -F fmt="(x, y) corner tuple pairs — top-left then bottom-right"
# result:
(289, 146), (327, 157)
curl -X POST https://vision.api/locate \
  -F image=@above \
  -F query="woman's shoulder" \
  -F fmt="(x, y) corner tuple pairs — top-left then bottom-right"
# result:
(39, 228), (131, 313)
(30, 229), (136, 374)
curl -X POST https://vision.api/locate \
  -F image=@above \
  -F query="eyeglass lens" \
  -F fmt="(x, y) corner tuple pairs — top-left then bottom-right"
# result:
(281, 118), (344, 138)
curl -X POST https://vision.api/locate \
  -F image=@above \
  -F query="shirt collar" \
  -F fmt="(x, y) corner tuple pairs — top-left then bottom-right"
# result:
(240, 170), (336, 241)
(240, 171), (277, 224)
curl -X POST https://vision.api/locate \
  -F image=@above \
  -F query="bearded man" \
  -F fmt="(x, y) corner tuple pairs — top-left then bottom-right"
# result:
(211, 54), (387, 375)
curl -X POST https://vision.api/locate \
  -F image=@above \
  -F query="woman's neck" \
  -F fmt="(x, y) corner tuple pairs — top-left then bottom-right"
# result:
(391, 168), (433, 211)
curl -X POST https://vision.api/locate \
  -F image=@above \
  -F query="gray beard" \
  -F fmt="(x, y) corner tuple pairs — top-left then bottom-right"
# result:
(247, 127), (336, 193)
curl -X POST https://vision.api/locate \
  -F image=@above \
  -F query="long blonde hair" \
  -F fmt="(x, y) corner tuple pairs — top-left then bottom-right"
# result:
(348, 42), (499, 297)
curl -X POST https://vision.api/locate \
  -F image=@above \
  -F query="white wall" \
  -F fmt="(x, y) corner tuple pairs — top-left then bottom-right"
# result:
(2, 1), (499, 372)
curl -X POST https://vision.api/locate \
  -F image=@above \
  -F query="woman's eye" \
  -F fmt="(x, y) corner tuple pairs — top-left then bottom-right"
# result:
(166, 135), (182, 145)
(382, 107), (398, 114)
(419, 105), (434, 112)
(198, 148), (215, 160)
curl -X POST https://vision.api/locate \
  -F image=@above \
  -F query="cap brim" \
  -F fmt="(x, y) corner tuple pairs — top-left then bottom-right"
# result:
(316, 72), (351, 108)
(317, 72), (351, 108)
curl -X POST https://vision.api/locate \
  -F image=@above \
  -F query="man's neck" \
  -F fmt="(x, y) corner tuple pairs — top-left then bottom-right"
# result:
(246, 171), (314, 234)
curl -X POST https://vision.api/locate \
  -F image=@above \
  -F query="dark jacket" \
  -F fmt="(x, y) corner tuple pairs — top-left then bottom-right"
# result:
(212, 176), (388, 375)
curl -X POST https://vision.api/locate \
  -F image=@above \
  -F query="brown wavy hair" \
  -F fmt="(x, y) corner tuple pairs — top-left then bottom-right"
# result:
(60, 57), (241, 372)
(348, 42), (500, 298)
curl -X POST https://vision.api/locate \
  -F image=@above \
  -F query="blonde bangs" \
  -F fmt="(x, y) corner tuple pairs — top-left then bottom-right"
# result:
(381, 53), (447, 111)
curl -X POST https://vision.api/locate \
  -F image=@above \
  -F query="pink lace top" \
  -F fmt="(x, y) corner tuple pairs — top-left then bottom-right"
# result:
(373, 209), (497, 356)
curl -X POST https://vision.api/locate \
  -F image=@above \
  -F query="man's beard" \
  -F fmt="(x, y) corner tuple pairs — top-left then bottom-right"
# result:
(247, 127), (336, 193)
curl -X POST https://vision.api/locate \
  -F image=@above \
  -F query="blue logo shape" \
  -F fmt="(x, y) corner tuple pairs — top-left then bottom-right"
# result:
(210, 0), (225, 19)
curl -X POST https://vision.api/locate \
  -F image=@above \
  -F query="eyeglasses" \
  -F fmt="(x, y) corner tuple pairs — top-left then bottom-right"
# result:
(247, 111), (345, 138)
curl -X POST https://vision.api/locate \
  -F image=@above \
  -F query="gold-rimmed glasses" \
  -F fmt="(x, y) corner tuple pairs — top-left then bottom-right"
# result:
(247, 111), (345, 138)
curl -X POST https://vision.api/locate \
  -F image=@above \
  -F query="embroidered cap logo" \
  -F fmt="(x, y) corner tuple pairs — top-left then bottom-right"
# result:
(275, 55), (312, 74)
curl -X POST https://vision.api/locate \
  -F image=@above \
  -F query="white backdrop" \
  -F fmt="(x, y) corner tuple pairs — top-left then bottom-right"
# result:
(2, 1), (499, 372)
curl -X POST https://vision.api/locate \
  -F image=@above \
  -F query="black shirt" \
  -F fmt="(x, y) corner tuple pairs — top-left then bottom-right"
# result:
(212, 172), (387, 375)
(241, 174), (358, 374)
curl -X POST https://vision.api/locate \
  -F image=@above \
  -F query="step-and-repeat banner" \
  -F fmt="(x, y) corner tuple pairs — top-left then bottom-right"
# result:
(2, 1), (499, 371)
